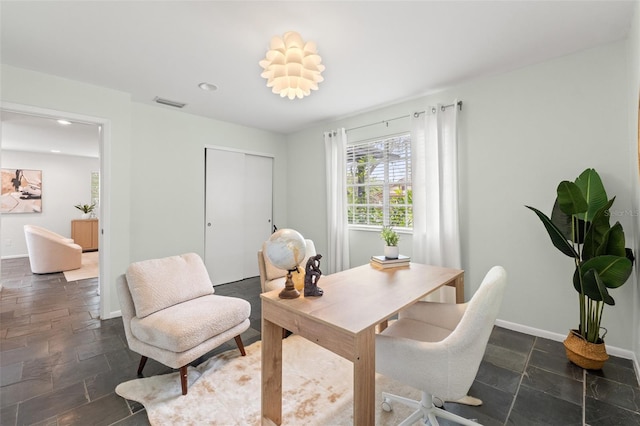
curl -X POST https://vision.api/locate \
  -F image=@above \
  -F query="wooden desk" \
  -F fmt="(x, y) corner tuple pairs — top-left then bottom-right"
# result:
(261, 263), (464, 425)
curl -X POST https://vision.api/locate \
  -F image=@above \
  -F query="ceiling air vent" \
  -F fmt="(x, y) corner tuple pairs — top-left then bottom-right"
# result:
(153, 97), (187, 109)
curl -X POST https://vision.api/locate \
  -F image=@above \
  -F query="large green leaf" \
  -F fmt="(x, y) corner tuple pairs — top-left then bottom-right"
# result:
(551, 199), (585, 243)
(579, 268), (615, 305)
(582, 198), (614, 260)
(526, 206), (578, 258)
(596, 222), (627, 258)
(574, 168), (608, 222)
(556, 181), (588, 216)
(626, 248), (636, 264)
(579, 255), (633, 289)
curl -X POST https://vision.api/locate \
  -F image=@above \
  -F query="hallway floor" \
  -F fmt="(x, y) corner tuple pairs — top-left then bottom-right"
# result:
(1, 257), (638, 425)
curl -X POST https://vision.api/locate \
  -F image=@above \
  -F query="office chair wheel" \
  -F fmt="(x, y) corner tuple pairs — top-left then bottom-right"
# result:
(381, 398), (392, 412)
(433, 396), (444, 408)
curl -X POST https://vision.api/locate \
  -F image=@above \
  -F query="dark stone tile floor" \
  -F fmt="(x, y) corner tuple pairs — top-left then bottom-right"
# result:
(1, 256), (639, 425)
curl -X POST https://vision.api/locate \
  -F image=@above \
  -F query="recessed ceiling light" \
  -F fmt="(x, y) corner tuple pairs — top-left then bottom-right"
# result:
(50, 149), (61, 153)
(57, 119), (72, 125)
(198, 82), (218, 91)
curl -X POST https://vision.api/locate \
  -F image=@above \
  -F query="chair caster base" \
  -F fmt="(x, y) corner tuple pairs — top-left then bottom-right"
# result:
(380, 391), (481, 426)
(381, 398), (392, 412)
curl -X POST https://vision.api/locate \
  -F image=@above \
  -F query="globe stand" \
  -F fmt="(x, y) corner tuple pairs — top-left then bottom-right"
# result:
(279, 269), (301, 299)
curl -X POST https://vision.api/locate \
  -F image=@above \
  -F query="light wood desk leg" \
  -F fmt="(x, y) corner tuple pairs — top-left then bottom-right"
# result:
(353, 328), (375, 426)
(454, 274), (464, 304)
(262, 318), (283, 425)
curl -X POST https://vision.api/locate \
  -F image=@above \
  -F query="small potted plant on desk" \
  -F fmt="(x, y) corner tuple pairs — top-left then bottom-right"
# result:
(75, 202), (96, 219)
(381, 225), (400, 259)
(526, 168), (634, 369)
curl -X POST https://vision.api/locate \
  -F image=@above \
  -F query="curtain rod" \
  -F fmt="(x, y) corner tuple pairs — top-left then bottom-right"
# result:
(345, 100), (463, 133)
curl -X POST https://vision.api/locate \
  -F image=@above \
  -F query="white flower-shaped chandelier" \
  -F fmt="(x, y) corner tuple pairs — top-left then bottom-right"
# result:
(259, 31), (325, 100)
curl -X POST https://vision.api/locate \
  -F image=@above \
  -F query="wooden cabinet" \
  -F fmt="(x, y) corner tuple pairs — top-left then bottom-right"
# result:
(71, 219), (99, 251)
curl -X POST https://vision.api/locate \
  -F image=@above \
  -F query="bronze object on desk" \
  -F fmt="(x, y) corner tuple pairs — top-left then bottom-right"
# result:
(304, 254), (323, 297)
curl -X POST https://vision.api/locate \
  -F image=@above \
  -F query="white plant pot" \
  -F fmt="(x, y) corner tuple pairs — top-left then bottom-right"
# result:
(81, 213), (91, 219)
(384, 245), (399, 259)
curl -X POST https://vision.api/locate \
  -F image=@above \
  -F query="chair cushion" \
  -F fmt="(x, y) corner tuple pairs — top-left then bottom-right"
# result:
(126, 253), (214, 318)
(264, 276), (286, 293)
(130, 294), (251, 353)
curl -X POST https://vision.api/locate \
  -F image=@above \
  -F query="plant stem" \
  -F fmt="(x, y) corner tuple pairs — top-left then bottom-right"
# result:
(572, 216), (586, 338)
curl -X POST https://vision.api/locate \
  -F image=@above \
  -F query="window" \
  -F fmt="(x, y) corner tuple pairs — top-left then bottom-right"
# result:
(91, 171), (100, 207)
(346, 134), (412, 228)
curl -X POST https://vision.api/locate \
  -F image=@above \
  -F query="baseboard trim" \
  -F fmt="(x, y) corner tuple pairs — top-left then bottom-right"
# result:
(1, 254), (29, 260)
(497, 319), (640, 388)
(495, 319), (635, 359)
(103, 309), (121, 320)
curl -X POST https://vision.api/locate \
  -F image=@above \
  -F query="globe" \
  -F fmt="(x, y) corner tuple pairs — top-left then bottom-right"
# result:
(264, 229), (306, 299)
(265, 229), (306, 271)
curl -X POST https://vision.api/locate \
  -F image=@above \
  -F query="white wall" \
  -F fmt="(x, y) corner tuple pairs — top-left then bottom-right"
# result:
(286, 40), (637, 352)
(128, 102), (288, 262)
(1, 150), (99, 257)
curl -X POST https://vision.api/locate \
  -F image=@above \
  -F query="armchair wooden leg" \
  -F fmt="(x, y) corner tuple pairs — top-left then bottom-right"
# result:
(234, 335), (246, 356)
(180, 365), (188, 395)
(137, 356), (148, 376)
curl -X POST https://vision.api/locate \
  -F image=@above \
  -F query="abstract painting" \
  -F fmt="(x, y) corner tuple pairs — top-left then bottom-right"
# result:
(1, 168), (42, 213)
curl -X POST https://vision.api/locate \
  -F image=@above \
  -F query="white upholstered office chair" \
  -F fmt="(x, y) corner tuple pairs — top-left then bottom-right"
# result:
(257, 239), (316, 293)
(116, 253), (251, 395)
(375, 266), (507, 426)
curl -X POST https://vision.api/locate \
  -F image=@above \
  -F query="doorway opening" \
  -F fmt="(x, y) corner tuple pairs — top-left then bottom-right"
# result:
(0, 103), (111, 318)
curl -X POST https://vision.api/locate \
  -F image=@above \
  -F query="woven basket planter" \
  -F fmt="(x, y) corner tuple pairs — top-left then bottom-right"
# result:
(563, 329), (609, 370)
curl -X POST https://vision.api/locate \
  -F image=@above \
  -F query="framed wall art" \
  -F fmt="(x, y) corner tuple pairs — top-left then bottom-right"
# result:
(1, 168), (42, 213)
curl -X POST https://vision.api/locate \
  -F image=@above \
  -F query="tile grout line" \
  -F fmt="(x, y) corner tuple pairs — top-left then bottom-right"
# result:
(504, 335), (536, 424)
(582, 369), (586, 426)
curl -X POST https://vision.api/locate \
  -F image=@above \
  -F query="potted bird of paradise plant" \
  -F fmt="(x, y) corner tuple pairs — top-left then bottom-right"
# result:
(526, 168), (634, 369)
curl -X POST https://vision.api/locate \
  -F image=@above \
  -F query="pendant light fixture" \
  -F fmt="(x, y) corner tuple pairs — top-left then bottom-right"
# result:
(259, 31), (325, 100)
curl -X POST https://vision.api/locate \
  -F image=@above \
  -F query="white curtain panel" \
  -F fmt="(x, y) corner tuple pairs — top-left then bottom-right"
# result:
(411, 102), (461, 302)
(324, 128), (350, 274)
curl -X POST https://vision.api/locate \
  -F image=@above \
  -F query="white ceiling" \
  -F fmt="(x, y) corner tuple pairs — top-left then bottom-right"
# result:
(0, 1), (637, 156)
(1, 111), (100, 158)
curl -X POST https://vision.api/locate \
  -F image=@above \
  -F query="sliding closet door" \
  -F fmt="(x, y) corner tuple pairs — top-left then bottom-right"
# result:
(243, 154), (273, 277)
(205, 148), (273, 285)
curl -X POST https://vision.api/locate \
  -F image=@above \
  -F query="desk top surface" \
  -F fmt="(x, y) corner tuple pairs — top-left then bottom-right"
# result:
(261, 263), (463, 335)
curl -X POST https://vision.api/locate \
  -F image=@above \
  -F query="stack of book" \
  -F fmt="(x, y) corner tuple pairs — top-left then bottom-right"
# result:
(370, 254), (410, 269)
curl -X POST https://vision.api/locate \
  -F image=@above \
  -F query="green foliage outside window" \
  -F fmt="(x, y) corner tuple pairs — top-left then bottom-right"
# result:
(346, 135), (412, 228)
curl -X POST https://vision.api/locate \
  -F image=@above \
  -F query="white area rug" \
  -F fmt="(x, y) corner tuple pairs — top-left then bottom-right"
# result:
(63, 251), (98, 281)
(116, 335), (420, 425)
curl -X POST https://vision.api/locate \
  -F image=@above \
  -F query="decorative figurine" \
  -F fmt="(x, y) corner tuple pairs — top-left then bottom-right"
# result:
(304, 254), (324, 297)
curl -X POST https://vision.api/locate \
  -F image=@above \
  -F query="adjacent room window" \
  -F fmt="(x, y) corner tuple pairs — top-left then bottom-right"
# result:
(346, 134), (412, 228)
(91, 171), (100, 207)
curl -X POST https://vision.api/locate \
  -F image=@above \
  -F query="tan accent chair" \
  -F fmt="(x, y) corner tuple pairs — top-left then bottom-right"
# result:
(257, 239), (316, 293)
(375, 266), (507, 426)
(24, 225), (82, 274)
(116, 253), (251, 395)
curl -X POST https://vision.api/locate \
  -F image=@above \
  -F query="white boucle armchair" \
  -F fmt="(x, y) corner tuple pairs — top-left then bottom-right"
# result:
(116, 253), (251, 395)
(24, 224), (82, 274)
(375, 265), (507, 426)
